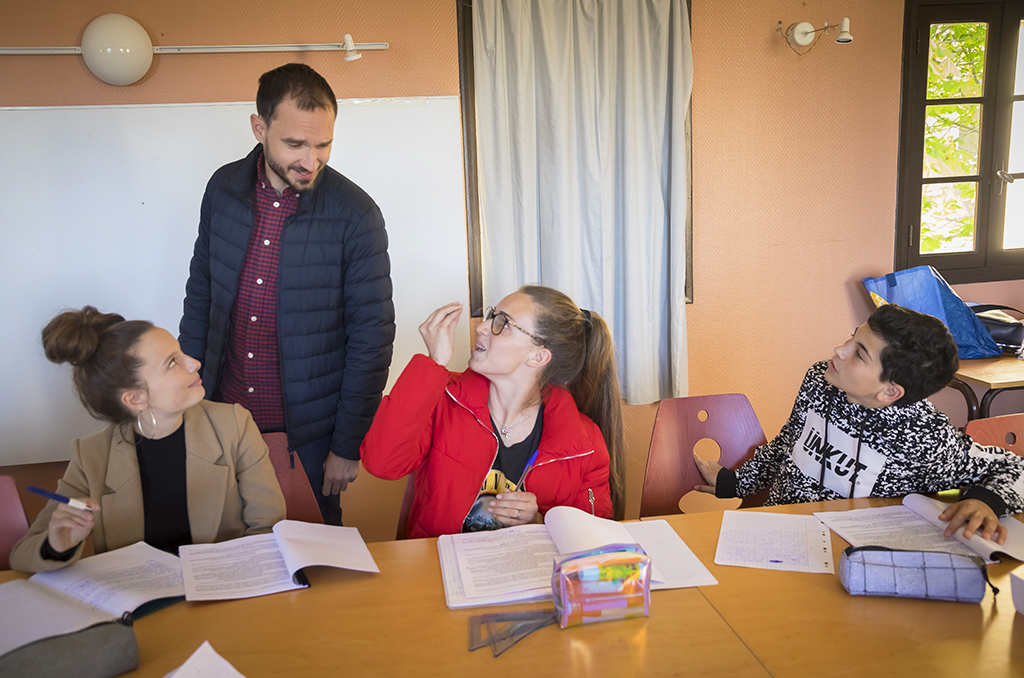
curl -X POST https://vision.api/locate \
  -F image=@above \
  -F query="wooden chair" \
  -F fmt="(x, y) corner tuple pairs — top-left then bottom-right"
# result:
(964, 413), (1024, 457)
(395, 472), (417, 540)
(262, 433), (324, 524)
(0, 475), (30, 570)
(639, 394), (768, 518)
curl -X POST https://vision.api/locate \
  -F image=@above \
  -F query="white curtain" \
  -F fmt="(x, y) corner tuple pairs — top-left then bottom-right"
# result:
(473, 0), (692, 403)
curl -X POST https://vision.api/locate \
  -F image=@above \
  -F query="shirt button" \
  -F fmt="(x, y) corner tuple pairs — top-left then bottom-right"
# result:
(273, 201), (280, 208)
(248, 387), (254, 393)
(263, 239), (271, 246)
(251, 316), (257, 322)
(247, 352), (254, 359)
(256, 278), (263, 285)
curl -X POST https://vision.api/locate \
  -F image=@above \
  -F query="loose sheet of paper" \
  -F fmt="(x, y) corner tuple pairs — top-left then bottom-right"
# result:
(180, 533), (304, 600)
(31, 541), (184, 616)
(164, 641), (246, 678)
(714, 511), (834, 573)
(622, 520), (718, 587)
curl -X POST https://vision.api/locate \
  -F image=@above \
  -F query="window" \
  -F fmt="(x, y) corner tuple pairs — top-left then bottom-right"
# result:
(897, 0), (1024, 282)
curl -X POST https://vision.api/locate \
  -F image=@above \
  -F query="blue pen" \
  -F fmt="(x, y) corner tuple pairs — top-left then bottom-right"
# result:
(27, 485), (94, 512)
(515, 450), (540, 491)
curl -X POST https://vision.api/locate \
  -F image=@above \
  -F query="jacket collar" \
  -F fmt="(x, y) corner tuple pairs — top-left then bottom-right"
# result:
(446, 369), (594, 460)
(99, 404), (229, 549)
(230, 144), (327, 215)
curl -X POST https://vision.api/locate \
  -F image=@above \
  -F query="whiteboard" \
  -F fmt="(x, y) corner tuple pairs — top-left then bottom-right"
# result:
(0, 97), (469, 465)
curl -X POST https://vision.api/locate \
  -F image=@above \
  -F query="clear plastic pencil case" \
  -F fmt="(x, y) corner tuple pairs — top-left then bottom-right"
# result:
(551, 543), (651, 628)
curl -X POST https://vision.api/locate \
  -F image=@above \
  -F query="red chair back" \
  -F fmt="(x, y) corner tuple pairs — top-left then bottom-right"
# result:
(640, 394), (768, 518)
(0, 475), (29, 569)
(262, 433), (324, 524)
(395, 472), (416, 540)
(965, 413), (1024, 457)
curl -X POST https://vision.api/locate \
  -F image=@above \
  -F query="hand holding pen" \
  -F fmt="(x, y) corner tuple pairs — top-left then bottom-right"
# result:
(490, 450), (540, 526)
(28, 486), (100, 554)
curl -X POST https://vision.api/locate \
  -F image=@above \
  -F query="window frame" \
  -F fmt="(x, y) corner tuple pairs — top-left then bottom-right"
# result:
(896, 0), (1024, 283)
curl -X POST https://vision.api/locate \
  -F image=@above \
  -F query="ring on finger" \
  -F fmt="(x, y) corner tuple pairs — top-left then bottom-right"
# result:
(516, 509), (522, 520)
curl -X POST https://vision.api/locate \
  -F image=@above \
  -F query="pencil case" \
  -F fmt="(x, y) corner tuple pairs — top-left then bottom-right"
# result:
(837, 545), (997, 603)
(0, 614), (138, 678)
(551, 543), (651, 628)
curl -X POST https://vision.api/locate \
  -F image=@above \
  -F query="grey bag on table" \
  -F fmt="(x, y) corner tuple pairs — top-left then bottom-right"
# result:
(0, 616), (138, 678)
(838, 545), (997, 603)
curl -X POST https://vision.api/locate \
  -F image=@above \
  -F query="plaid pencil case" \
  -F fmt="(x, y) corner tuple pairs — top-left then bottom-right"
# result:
(838, 545), (998, 603)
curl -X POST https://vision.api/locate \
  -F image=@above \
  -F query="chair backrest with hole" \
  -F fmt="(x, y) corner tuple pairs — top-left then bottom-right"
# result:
(964, 413), (1024, 457)
(639, 394), (768, 518)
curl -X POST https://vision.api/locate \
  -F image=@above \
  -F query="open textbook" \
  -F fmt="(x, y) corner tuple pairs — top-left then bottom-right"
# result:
(0, 541), (183, 658)
(178, 520), (379, 601)
(437, 506), (717, 609)
(814, 493), (1024, 563)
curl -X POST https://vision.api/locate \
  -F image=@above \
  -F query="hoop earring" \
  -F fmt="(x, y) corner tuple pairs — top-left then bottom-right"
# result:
(136, 409), (157, 439)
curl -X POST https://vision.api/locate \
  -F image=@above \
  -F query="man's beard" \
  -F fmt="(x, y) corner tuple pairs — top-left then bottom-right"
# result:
(265, 149), (322, 193)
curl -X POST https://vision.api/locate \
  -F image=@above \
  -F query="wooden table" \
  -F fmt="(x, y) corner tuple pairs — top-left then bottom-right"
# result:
(949, 354), (1024, 420)
(3, 499), (1021, 677)
(657, 498), (1024, 678)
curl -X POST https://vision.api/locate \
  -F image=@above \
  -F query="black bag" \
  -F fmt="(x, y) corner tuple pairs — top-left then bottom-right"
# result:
(970, 304), (1024, 355)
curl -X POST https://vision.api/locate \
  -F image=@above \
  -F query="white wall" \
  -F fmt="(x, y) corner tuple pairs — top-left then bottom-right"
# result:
(0, 96), (469, 465)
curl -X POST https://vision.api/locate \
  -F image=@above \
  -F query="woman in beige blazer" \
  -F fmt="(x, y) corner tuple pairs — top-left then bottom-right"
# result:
(10, 307), (286, 573)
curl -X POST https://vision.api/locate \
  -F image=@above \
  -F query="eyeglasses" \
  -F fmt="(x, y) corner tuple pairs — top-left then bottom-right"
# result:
(484, 307), (544, 345)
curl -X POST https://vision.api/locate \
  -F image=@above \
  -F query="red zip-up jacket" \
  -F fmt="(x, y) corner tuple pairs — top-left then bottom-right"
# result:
(361, 354), (613, 538)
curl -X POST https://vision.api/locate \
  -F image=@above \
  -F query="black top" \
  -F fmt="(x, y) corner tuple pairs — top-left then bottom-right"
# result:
(135, 422), (193, 554)
(492, 404), (545, 485)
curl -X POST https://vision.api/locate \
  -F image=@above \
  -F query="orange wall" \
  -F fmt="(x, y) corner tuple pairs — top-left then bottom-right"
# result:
(3, 1), (1020, 449)
(0, 0), (458, 105)
(689, 0), (1024, 433)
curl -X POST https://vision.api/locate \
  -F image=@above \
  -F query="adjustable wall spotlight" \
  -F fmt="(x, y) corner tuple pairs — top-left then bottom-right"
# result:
(0, 14), (389, 85)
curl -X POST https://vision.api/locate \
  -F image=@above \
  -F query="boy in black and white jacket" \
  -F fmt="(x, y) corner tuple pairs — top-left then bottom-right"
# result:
(695, 303), (1024, 544)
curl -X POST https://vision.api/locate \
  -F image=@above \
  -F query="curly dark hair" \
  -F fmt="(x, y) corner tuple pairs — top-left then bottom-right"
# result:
(866, 304), (959, 405)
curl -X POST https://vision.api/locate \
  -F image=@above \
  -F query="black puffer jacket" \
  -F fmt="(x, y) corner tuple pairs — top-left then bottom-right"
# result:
(179, 144), (395, 462)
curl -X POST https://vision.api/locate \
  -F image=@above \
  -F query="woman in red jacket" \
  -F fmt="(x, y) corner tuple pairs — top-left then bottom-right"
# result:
(361, 286), (624, 539)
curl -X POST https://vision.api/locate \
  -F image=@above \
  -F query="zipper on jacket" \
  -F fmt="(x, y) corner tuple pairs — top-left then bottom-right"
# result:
(445, 388), (502, 528)
(445, 388), (598, 523)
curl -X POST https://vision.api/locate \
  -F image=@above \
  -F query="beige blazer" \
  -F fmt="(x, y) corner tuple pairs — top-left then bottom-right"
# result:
(10, 400), (286, 573)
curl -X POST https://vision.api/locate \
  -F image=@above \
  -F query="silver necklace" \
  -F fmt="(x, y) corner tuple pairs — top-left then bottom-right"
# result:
(497, 410), (534, 441)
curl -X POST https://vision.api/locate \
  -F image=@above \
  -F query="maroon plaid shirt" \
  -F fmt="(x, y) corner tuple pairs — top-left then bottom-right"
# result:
(215, 156), (297, 430)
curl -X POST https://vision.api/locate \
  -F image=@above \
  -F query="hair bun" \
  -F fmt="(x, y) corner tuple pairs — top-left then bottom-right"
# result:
(42, 306), (127, 366)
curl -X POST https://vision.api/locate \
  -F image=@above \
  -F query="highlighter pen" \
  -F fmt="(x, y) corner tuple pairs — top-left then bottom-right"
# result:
(27, 485), (95, 512)
(515, 450), (540, 491)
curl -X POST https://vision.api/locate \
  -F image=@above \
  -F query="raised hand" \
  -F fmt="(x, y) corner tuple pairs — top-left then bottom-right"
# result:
(418, 302), (463, 367)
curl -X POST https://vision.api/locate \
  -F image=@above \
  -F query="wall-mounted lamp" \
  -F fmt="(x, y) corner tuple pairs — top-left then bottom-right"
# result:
(0, 14), (389, 85)
(778, 17), (853, 54)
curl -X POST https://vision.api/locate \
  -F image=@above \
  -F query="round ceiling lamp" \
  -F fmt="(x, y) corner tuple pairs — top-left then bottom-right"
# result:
(80, 14), (153, 86)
